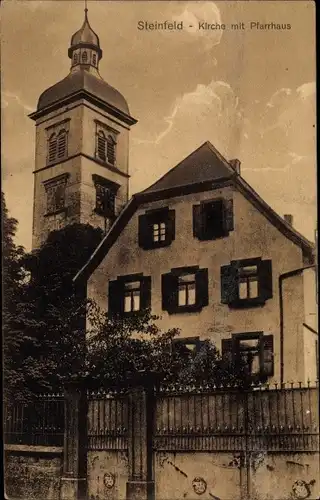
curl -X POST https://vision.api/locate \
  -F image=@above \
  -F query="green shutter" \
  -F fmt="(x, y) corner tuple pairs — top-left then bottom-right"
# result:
(193, 205), (202, 239)
(221, 264), (239, 304)
(258, 260), (273, 301)
(195, 268), (209, 307)
(138, 214), (151, 249)
(140, 276), (151, 310)
(108, 279), (123, 317)
(262, 334), (274, 377)
(223, 198), (234, 232)
(161, 273), (178, 313)
(167, 209), (176, 242)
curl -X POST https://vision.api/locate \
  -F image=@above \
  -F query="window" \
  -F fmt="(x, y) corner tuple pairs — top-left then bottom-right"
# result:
(172, 336), (201, 359)
(124, 281), (141, 313)
(96, 130), (117, 165)
(178, 274), (196, 306)
(162, 266), (208, 314)
(47, 129), (68, 164)
(139, 208), (175, 249)
(221, 333), (274, 381)
(43, 174), (69, 215)
(108, 275), (151, 317)
(92, 53), (97, 66)
(193, 198), (234, 240)
(73, 53), (78, 64)
(221, 257), (272, 307)
(82, 51), (88, 63)
(92, 175), (118, 218)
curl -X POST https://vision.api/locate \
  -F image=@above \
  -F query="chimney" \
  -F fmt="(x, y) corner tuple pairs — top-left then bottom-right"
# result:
(229, 159), (241, 174)
(284, 214), (293, 226)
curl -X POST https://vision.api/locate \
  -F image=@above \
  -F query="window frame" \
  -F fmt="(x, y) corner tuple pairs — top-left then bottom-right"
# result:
(222, 331), (274, 382)
(162, 266), (209, 314)
(92, 174), (119, 219)
(43, 173), (69, 217)
(108, 273), (151, 318)
(95, 122), (118, 167)
(46, 120), (70, 166)
(193, 197), (234, 241)
(221, 257), (273, 308)
(139, 208), (175, 250)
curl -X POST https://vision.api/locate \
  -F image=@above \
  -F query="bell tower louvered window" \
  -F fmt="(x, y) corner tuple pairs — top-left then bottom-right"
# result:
(46, 120), (70, 165)
(95, 122), (118, 166)
(97, 131), (106, 161)
(106, 136), (116, 165)
(57, 130), (67, 160)
(48, 134), (57, 163)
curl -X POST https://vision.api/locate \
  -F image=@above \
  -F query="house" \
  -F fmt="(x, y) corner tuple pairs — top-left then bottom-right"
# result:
(29, 9), (317, 386)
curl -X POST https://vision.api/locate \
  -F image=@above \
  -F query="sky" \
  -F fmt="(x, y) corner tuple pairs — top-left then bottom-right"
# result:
(1, 0), (316, 251)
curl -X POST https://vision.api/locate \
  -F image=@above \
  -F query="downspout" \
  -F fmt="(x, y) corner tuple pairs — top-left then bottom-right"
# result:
(279, 265), (315, 386)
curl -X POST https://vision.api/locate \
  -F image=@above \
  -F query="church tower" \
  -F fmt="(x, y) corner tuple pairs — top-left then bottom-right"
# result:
(29, 7), (137, 249)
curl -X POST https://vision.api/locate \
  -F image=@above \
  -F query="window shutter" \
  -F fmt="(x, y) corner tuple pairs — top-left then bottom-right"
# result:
(223, 198), (234, 232)
(108, 279), (123, 317)
(262, 335), (274, 377)
(258, 260), (273, 300)
(161, 273), (178, 313)
(48, 136), (57, 163)
(193, 205), (202, 239)
(221, 264), (239, 304)
(97, 133), (106, 161)
(195, 268), (209, 307)
(138, 214), (151, 249)
(140, 276), (151, 310)
(221, 338), (233, 365)
(167, 210), (176, 242)
(57, 132), (67, 159)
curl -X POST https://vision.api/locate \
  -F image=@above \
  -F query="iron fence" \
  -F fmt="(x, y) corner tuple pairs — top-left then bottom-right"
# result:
(87, 389), (128, 451)
(4, 393), (64, 447)
(154, 382), (319, 452)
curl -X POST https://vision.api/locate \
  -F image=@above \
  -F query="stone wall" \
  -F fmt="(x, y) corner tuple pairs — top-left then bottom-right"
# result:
(4, 445), (63, 500)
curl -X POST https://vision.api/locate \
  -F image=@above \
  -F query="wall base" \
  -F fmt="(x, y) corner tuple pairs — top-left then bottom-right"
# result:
(126, 480), (155, 500)
(60, 476), (87, 500)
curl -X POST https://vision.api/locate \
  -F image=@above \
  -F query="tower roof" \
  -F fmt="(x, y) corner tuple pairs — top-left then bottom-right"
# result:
(30, 6), (135, 123)
(70, 8), (100, 48)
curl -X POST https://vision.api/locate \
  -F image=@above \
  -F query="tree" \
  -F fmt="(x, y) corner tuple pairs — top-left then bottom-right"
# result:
(2, 192), (33, 404)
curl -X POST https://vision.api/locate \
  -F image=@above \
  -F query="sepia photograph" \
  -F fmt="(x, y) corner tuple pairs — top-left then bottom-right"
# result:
(2, 1), (318, 499)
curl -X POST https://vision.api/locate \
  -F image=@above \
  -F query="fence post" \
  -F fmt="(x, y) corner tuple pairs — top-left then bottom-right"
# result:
(60, 382), (88, 500)
(126, 376), (155, 500)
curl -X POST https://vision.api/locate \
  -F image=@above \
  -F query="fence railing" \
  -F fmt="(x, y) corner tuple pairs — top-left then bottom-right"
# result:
(4, 393), (64, 447)
(4, 383), (319, 453)
(87, 389), (129, 451)
(154, 383), (319, 452)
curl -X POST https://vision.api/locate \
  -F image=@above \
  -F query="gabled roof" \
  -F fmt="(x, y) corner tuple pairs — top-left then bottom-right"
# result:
(140, 141), (236, 194)
(74, 141), (314, 283)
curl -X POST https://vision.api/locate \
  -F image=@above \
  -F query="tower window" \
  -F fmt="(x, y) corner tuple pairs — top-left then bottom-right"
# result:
(73, 53), (78, 64)
(47, 129), (68, 164)
(43, 174), (69, 216)
(92, 174), (119, 219)
(92, 53), (97, 66)
(82, 51), (88, 63)
(96, 129), (117, 166)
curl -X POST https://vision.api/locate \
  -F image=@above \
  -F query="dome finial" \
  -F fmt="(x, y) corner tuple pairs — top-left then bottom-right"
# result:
(84, 0), (88, 16)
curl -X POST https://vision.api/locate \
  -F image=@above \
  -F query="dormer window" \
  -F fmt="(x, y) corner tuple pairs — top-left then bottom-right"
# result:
(95, 125), (117, 166)
(46, 120), (70, 165)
